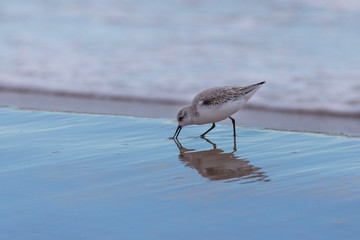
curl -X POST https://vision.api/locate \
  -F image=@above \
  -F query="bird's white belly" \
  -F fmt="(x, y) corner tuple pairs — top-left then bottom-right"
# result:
(195, 99), (246, 125)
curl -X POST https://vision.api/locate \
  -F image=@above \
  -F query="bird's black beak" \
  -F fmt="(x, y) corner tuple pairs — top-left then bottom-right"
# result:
(172, 125), (182, 139)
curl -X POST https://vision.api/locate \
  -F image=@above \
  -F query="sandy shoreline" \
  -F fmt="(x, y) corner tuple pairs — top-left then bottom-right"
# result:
(1, 90), (359, 136)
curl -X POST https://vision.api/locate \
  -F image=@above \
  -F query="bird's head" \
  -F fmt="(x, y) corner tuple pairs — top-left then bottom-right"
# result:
(177, 106), (193, 127)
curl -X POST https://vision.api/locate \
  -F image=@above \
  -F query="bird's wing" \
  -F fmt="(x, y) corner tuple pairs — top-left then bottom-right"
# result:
(192, 82), (265, 108)
(192, 86), (245, 107)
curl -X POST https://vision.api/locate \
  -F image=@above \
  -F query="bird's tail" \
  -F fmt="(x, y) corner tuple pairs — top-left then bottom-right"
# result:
(241, 81), (265, 100)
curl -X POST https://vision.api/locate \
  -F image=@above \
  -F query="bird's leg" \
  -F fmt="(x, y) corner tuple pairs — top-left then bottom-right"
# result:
(232, 134), (237, 152)
(229, 117), (237, 151)
(229, 116), (236, 136)
(200, 123), (215, 137)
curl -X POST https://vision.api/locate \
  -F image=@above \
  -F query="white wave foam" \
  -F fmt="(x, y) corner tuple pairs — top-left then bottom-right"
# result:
(1, 0), (360, 116)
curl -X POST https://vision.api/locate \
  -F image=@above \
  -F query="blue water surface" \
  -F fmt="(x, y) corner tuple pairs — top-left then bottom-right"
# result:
(0, 108), (359, 239)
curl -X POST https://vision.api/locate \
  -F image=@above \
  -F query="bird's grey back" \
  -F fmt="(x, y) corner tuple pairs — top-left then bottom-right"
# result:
(189, 82), (265, 112)
(192, 86), (244, 107)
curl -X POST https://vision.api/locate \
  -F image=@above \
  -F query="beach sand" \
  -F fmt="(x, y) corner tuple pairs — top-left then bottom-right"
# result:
(0, 107), (360, 239)
(1, 90), (359, 136)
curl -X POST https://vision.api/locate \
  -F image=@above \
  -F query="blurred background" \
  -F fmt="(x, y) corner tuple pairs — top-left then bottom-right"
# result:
(0, 0), (359, 121)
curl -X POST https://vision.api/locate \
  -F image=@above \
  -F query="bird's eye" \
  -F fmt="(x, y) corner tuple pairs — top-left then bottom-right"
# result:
(178, 116), (183, 121)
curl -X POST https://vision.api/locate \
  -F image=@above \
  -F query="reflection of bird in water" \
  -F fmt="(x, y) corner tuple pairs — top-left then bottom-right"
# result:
(174, 138), (269, 183)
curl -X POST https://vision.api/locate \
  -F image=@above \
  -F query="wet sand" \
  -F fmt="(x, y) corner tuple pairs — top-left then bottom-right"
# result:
(1, 108), (359, 239)
(1, 90), (359, 136)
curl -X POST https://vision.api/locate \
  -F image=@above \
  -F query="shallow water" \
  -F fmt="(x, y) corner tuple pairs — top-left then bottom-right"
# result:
(1, 0), (360, 115)
(0, 108), (360, 239)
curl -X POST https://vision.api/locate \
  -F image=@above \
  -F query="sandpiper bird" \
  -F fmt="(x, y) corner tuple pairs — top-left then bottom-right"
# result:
(172, 81), (265, 138)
